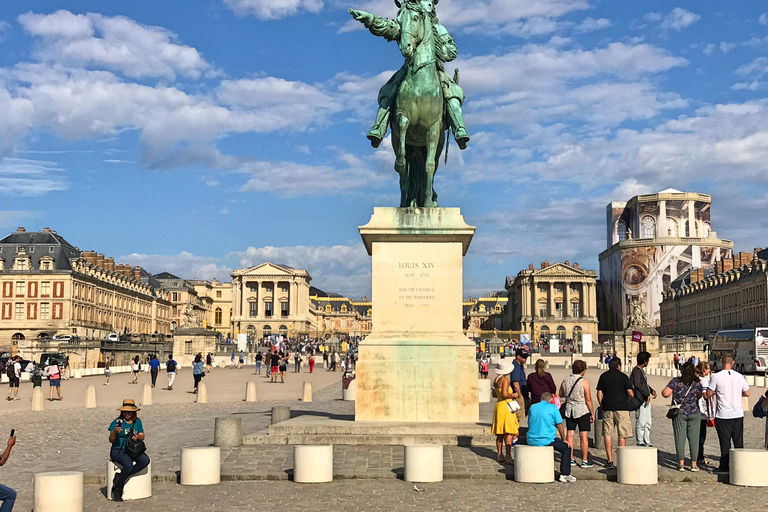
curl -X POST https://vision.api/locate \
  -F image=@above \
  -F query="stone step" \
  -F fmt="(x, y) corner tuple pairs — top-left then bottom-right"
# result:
(268, 418), (493, 436)
(243, 433), (498, 446)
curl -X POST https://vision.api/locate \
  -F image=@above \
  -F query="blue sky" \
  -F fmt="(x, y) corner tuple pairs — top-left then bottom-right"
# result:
(2, 1), (768, 298)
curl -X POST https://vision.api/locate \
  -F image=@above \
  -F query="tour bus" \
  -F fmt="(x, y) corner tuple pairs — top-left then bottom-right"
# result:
(708, 328), (768, 375)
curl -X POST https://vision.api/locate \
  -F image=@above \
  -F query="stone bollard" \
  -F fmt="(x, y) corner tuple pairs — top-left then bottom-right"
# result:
(214, 417), (242, 448)
(271, 406), (291, 425)
(107, 460), (152, 500)
(564, 361), (570, 368)
(730, 449), (768, 486)
(746, 375), (756, 386)
(293, 445), (333, 483)
(85, 385), (96, 409)
(196, 382), (208, 404)
(74, 370), (82, 379)
(302, 381), (312, 402)
(756, 376), (766, 387)
(514, 445), (554, 483)
(592, 419), (604, 451)
(342, 379), (356, 401)
(404, 445), (443, 482)
(617, 447), (658, 485)
(31, 386), (45, 412)
(478, 379), (491, 403)
(34, 471), (83, 512)
(181, 447), (221, 485)
(142, 383), (152, 406)
(245, 381), (257, 402)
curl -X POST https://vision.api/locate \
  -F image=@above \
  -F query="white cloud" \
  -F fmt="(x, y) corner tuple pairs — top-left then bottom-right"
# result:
(0, 20), (11, 42)
(0, 158), (68, 196)
(737, 57), (768, 78)
(120, 251), (234, 282)
(759, 13), (768, 26)
(648, 8), (700, 31)
(18, 10), (211, 79)
(732, 81), (761, 91)
(576, 17), (611, 33)
(223, 0), (324, 19)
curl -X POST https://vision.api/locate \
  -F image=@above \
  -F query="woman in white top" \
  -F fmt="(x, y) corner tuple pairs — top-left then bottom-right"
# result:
(559, 360), (595, 468)
(130, 356), (140, 384)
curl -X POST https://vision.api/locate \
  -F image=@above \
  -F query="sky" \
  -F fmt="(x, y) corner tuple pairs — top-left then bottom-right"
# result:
(1, 1), (768, 299)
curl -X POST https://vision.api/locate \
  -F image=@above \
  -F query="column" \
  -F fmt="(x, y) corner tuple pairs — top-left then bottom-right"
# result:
(532, 279), (538, 318)
(659, 200), (667, 238)
(548, 282), (555, 318)
(687, 200), (695, 237)
(564, 282), (571, 318)
(272, 282), (276, 319)
(590, 283), (597, 318)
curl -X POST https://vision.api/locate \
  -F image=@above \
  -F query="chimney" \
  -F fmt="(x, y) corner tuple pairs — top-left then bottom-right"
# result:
(16, 227), (25, 232)
(564, 260), (570, 267)
(723, 258), (734, 272)
(83, 251), (97, 264)
(105, 257), (115, 271)
(42, 227), (50, 233)
(690, 269), (699, 283)
(697, 269), (705, 282)
(716, 261), (724, 273)
(544, 260), (550, 268)
(133, 268), (142, 281)
(528, 263), (534, 271)
(740, 252), (753, 266)
(96, 253), (105, 268)
(573, 262), (579, 269)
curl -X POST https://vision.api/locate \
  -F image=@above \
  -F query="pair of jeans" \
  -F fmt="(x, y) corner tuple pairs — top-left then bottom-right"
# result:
(0, 483), (16, 512)
(150, 369), (158, 387)
(698, 418), (707, 463)
(548, 439), (572, 476)
(672, 413), (701, 462)
(714, 417), (744, 471)
(109, 448), (150, 491)
(635, 402), (652, 445)
(256, 361), (262, 374)
(193, 373), (202, 391)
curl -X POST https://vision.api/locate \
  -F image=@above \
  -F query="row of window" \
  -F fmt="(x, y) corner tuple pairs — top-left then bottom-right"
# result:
(539, 325), (583, 341)
(246, 282), (289, 293)
(1, 302), (62, 320)
(617, 217), (712, 241)
(537, 283), (582, 294)
(538, 303), (581, 318)
(247, 302), (288, 317)
(2, 281), (63, 299)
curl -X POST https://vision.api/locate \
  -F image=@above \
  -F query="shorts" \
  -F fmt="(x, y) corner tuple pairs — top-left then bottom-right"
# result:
(565, 413), (591, 433)
(602, 410), (632, 439)
(49, 379), (61, 388)
(271, 366), (279, 373)
(8, 378), (19, 388)
(481, 371), (488, 377)
(133, 370), (139, 374)
(105, 371), (111, 377)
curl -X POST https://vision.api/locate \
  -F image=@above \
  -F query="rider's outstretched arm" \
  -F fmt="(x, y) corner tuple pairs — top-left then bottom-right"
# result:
(349, 9), (400, 41)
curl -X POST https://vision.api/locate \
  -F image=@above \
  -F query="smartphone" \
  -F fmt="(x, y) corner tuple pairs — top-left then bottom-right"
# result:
(116, 420), (122, 429)
(9, 429), (14, 438)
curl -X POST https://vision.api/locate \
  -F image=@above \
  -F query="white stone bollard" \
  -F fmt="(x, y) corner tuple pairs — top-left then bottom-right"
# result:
(478, 379), (491, 403)
(196, 382), (208, 404)
(245, 381), (257, 402)
(302, 381), (312, 402)
(34, 471), (83, 512)
(756, 376), (766, 387)
(107, 460), (152, 500)
(514, 446), (554, 483)
(730, 449), (768, 486)
(74, 370), (82, 379)
(404, 445), (443, 482)
(617, 447), (658, 485)
(746, 375), (756, 386)
(293, 445), (333, 483)
(142, 383), (152, 406)
(342, 379), (356, 401)
(564, 361), (570, 368)
(181, 447), (221, 485)
(85, 385), (96, 409)
(32, 386), (45, 412)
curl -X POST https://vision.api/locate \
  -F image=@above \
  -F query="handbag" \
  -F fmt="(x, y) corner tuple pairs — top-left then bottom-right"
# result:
(507, 400), (521, 413)
(559, 377), (583, 418)
(666, 384), (693, 420)
(753, 396), (768, 419)
(124, 428), (147, 460)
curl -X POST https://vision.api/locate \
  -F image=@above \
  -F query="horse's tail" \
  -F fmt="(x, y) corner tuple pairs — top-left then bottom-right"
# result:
(406, 145), (427, 207)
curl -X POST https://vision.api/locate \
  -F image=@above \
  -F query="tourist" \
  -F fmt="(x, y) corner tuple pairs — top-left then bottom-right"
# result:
(674, 354), (680, 370)
(528, 392), (576, 482)
(479, 355), (489, 379)
(231, 351), (236, 367)
(755, 390), (768, 449)
(239, 351), (245, 369)
(559, 360), (594, 468)
(510, 349), (530, 420)
(166, 355), (177, 390)
(279, 352), (288, 383)
(662, 361), (703, 471)
(0, 432), (17, 511)
(329, 351), (337, 372)
(309, 352), (316, 373)
(695, 361), (714, 467)
(130, 355), (140, 384)
(527, 359), (556, 405)
(705, 354), (750, 473)
(269, 350), (280, 383)
(323, 350), (329, 368)
(596, 357), (635, 469)
(192, 354), (205, 393)
(108, 399), (150, 502)
(104, 361), (111, 386)
(294, 351), (302, 373)
(491, 359), (519, 463)
(630, 351), (656, 447)
(205, 353), (212, 371)
(47, 361), (62, 401)
(255, 351), (263, 375)
(6, 357), (20, 401)
(148, 354), (160, 388)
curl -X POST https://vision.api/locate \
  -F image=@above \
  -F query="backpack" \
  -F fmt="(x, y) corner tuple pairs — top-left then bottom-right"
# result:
(6, 362), (15, 378)
(166, 360), (176, 372)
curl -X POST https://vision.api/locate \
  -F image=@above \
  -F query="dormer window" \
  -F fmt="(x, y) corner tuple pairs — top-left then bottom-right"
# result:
(325, 304), (331, 313)
(49, 247), (55, 253)
(341, 304), (348, 312)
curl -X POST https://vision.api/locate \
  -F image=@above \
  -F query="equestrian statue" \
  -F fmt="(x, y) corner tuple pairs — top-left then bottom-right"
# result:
(349, 0), (470, 208)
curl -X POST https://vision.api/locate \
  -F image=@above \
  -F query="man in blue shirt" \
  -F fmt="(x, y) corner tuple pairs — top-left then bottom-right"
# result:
(148, 355), (161, 388)
(510, 349), (530, 421)
(527, 392), (576, 482)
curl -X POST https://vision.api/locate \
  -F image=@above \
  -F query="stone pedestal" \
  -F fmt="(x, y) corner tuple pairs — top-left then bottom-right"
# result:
(356, 208), (478, 423)
(173, 327), (217, 367)
(214, 417), (242, 448)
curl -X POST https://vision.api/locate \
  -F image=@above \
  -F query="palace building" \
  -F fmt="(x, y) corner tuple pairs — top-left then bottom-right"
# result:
(463, 293), (507, 338)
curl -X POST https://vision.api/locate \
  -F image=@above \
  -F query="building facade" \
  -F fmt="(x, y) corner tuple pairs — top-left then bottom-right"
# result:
(310, 291), (372, 337)
(0, 228), (172, 347)
(599, 189), (733, 331)
(463, 294), (507, 338)
(505, 261), (598, 342)
(190, 279), (233, 337)
(659, 251), (767, 336)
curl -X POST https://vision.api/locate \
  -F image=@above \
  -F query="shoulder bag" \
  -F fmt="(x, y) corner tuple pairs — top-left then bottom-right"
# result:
(666, 384), (693, 420)
(753, 396), (768, 419)
(124, 427), (147, 460)
(559, 377), (583, 418)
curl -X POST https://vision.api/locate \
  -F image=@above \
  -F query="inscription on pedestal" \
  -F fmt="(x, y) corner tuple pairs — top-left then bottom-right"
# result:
(398, 262), (436, 308)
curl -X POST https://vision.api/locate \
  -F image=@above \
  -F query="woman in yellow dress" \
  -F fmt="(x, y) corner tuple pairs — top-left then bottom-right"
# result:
(492, 359), (520, 464)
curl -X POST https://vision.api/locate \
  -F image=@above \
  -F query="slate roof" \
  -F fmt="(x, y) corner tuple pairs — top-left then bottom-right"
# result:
(0, 230), (81, 272)
(154, 272), (181, 280)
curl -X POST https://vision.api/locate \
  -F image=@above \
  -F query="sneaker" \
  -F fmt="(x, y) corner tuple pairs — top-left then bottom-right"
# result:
(690, 466), (700, 472)
(570, 459), (577, 467)
(581, 461), (594, 468)
(13, 397), (19, 401)
(559, 474), (577, 483)
(678, 465), (686, 472)
(605, 462), (616, 470)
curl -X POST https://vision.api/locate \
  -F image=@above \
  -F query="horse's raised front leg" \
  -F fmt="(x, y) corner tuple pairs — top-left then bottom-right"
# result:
(423, 120), (441, 208)
(395, 113), (410, 208)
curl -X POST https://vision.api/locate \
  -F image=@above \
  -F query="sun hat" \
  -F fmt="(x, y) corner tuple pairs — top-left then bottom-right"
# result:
(118, 398), (140, 412)
(494, 359), (514, 375)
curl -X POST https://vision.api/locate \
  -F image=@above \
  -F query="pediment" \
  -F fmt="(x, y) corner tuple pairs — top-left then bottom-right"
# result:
(534, 264), (588, 277)
(235, 262), (295, 277)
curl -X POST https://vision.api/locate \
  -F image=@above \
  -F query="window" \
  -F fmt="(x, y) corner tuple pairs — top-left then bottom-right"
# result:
(247, 282), (258, 293)
(280, 284), (289, 293)
(641, 216), (656, 239)
(15, 258), (27, 270)
(539, 305), (547, 317)
(573, 326), (582, 342)
(185, 341), (193, 354)
(41, 260), (51, 270)
(278, 325), (288, 336)
(216, 291), (222, 298)
(555, 302), (563, 318)
(171, 321), (177, 330)
(215, 307), (222, 325)
(667, 219), (679, 237)
(14, 303), (23, 319)
(539, 325), (550, 340)
(263, 325), (272, 336)
(249, 302), (258, 317)
(40, 303), (50, 320)
(246, 325), (256, 341)
(556, 326), (566, 340)
(538, 285), (547, 293)
(281, 302), (289, 317)
(49, 246), (54, 253)
(171, 292), (179, 301)
(29, 246), (34, 253)
(325, 304), (331, 313)
(40, 281), (50, 296)
(172, 305), (178, 316)
(685, 220), (691, 237)
(15, 281), (25, 296)
(264, 302), (273, 317)
(572, 303), (580, 317)
(617, 220), (627, 242)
